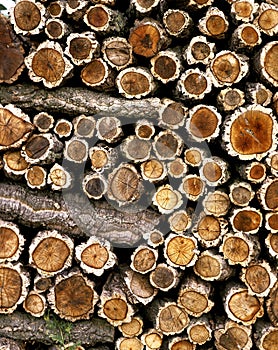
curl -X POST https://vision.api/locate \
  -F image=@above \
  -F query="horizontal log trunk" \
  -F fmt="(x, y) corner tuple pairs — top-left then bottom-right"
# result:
(0, 181), (159, 247)
(0, 84), (162, 118)
(0, 311), (114, 345)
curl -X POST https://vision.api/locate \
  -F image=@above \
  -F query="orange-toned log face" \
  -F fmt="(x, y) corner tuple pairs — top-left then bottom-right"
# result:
(165, 11), (185, 34)
(120, 72), (150, 96)
(233, 210), (261, 232)
(212, 53), (240, 83)
(0, 109), (33, 148)
(14, 1), (41, 31)
(0, 227), (19, 259)
(264, 43), (278, 83)
(32, 237), (70, 273)
(55, 275), (94, 318)
(219, 327), (249, 350)
(184, 73), (207, 95)
(0, 267), (22, 309)
(87, 7), (109, 28)
(189, 107), (218, 139)
(241, 26), (259, 45)
(32, 48), (65, 83)
(103, 298), (128, 320)
(70, 38), (92, 60)
(230, 110), (273, 156)
(81, 243), (109, 269)
(129, 24), (161, 57)
(81, 60), (106, 85)
(228, 290), (262, 322)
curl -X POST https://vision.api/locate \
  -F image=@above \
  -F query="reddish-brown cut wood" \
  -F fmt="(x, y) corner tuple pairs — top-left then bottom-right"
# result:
(257, 41), (278, 87)
(0, 220), (24, 263)
(184, 148), (206, 168)
(29, 230), (74, 277)
(177, 275), (214, 317)
(23, 291), (46, 317)
(214, 320), (253, 350)
(231, 0), (259, 22)
(164, 233), (199, 269)
(155, 302), (190, 336)
(82, 173), (107, 200)
(54, 119), (72, 138)
(246, 83), (272, 106)
(224, 285), (264, 325)
(89, 146), (110, 172)
(10, 0), (46, 35)
(47, 1), (65, 17)
(198, 7), (229, 39)
(153, 130), (183, 160)
(158, 98), (187, 129)
(220, 232), (260, 267)
(0, 14), (25, 84)
(186, 104), (221, 142)
(265, 232), (278, 260)
(180, 175), (205, 202)
(266, 212), (278, 234)
(241, 260), (277, 297)
(192, 214), (228, 248)
(239, 161), (267, 183)
(48, 270), (98, 322)
(84, 4), (125, 34)
(116, 337), (143, 350)
(217, 88), (245, 112)
(45, 19), (67, 40)
(64, 137), (88, 163)
(75, 236), (116, 276)
(187, 317), (212, 346)
(130, 246), (157, 274)
(163, 9), (193, 38)
(116, 67), (155, 98)
(193, 250), (233, 282)
(25, 165), (47, 189)
(208, 51), (249, 87)
(254, 3), (278, 36)
(229, 181), (255, 207)
(3, 150), (30, 178)
(230, 206), (262, 234)
(152, 185), (183, 214)
(231, 23), (261, 50)
(185, 35), (215, 66)
(65, 32), (100, 66)
(25, 41), (73, 89)
(98, 273), (134, 326)
(255, 322), (278, 350)
(149, 263), (179, 292)
(65, 0), (88, 15)
(129, 18), (170, 58)
(267, 281), (278, 326)
(0, 262), (29, 314)
(119, 316), (143, 338)
(81, 58), (115, 91)
(223, 105), (277, 160)
(176, 68), (212, 100)
(267, 151), (278, 177)
(150, 50), (181, 84)
(0, 104), (34, 151)
(135, 120), (155, 140)
(33, 112), (54, 133)
(168, 337), (196, 350)
(258, 177), (278, 211)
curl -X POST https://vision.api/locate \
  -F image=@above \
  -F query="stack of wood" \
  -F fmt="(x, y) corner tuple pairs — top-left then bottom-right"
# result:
(0, 0), (278, 349)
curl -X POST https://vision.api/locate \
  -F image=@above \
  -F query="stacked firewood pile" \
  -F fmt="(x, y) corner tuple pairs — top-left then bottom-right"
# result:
(0, 0), (278, 349)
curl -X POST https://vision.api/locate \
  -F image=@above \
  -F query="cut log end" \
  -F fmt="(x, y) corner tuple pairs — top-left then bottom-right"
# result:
(118, 316), (143, 338)
(156, 302), (189, 336)
(23, 291), (46, 317)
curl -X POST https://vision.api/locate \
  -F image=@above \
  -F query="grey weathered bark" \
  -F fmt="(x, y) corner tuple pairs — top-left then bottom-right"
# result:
(0, 311), (114, 346)
(0, 181), (159, 247)
(0, 83), (162, 118)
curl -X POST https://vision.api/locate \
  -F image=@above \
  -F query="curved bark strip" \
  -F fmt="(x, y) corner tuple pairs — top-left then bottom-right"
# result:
(0, 83), (162, 118)
(0, 311), (114, 346)
(0, 182), (159, 247)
